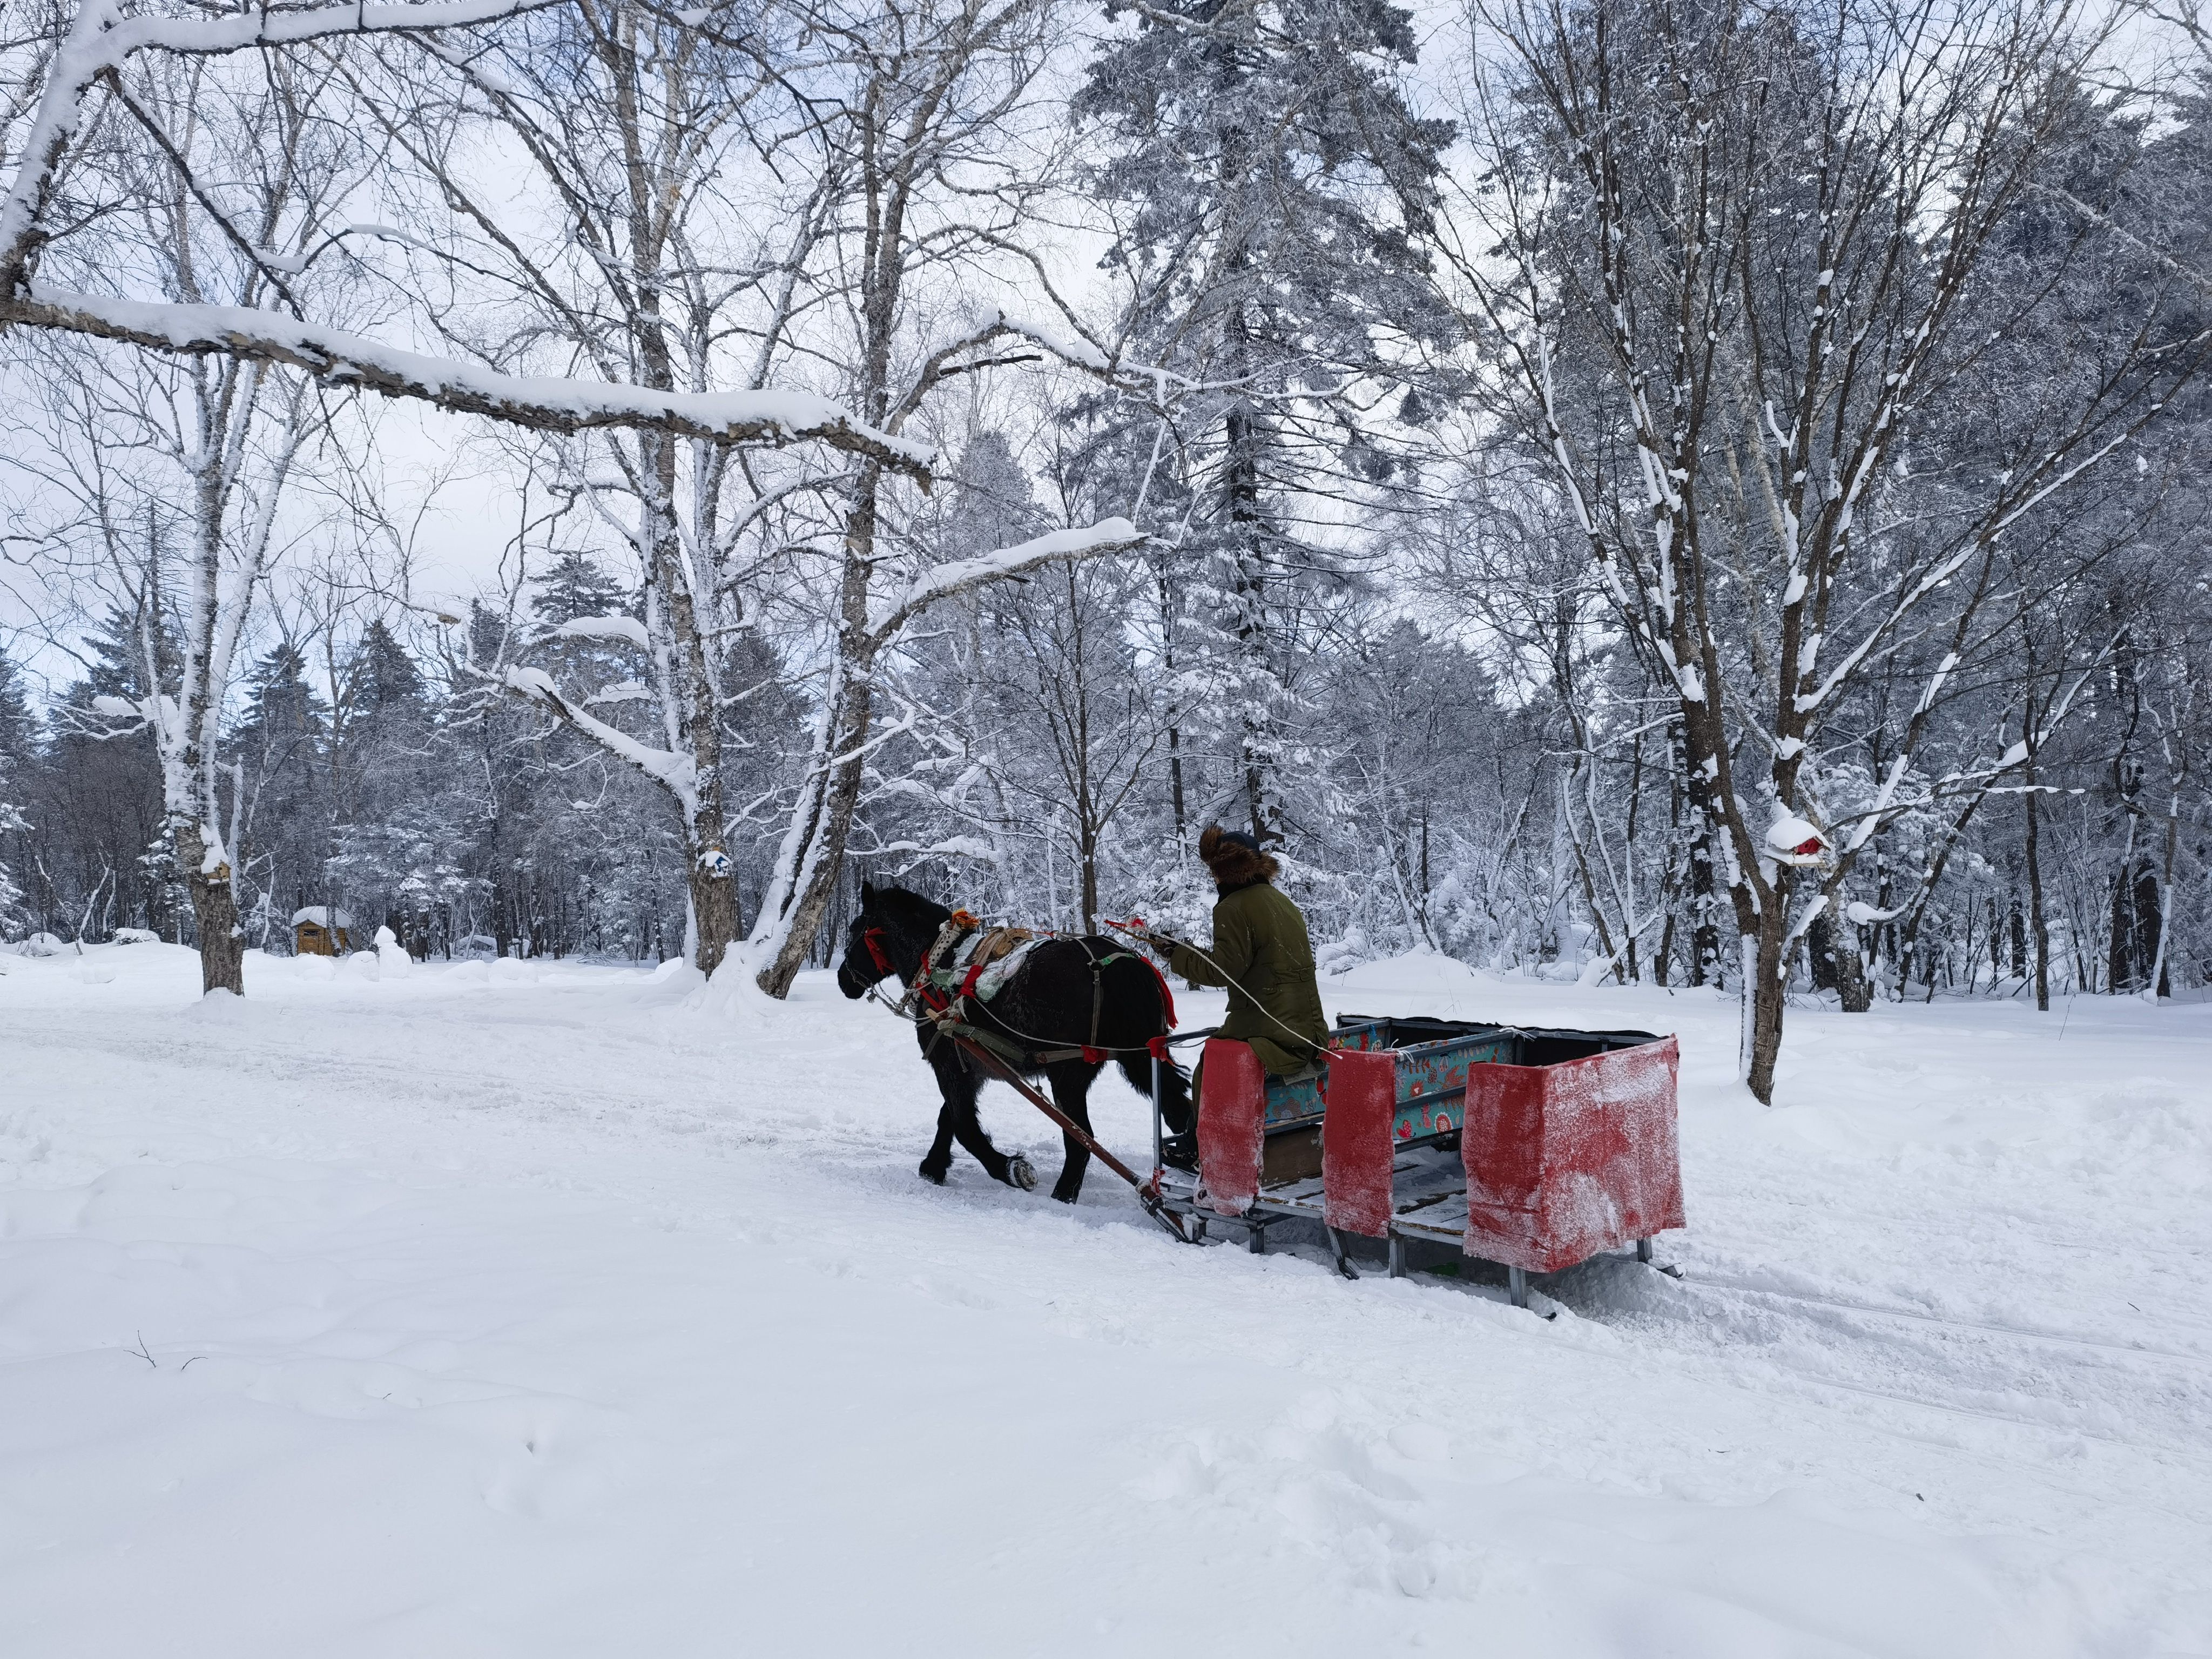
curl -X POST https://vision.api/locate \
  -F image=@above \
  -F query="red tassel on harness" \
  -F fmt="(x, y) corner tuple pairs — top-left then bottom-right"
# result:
(1102, 915), (1181, 1049)
(1138, 954), (1176, 1027)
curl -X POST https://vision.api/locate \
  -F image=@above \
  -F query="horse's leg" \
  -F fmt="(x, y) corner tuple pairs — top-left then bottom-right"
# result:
(918, 1047), (972, 1184)
(940, 1051), (1031, 1188)
(920, 1121), (960, 1185)
(1044, 1059), (1099, 1203)
(919, 1100), (958, 1184)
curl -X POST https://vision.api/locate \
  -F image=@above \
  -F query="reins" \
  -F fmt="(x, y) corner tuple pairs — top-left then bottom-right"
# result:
(1102, 915), (1327, 1061)
(857, 960), (1191, 1244)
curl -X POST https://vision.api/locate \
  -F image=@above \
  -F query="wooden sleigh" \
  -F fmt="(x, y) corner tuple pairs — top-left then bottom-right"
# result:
(1154, 1015), (1686, 1306)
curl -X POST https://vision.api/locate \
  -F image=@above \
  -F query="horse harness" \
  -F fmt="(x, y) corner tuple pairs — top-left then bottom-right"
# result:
(861, 909), (1170, 1069)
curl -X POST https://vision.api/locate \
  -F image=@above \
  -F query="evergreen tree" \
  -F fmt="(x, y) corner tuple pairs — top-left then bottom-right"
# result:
(0, 649), (35, 936)
(528, 549), (643, 699)
(48, 608), (172, 936)
(329, 618), (434, 941)
(239, 641), (328, 746)
(1075, 0), (1450, 845)
(531, 549), (631, 627)
(347, 617), (428, 716)
(230, 642), (332, 946)
(0, 646), (39, 774)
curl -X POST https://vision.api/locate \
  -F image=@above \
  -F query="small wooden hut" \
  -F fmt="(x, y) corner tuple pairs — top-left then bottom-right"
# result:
(292, 906), (353, 956)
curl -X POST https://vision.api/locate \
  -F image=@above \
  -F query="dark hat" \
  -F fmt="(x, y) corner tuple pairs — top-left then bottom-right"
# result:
(1197, 823), (1278, 887)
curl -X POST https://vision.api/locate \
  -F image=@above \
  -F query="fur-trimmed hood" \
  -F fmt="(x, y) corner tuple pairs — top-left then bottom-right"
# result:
(1198, 823), (1278, 890)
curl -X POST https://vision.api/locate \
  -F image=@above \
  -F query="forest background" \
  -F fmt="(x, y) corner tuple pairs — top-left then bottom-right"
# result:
(4, 0), (2211, 1099)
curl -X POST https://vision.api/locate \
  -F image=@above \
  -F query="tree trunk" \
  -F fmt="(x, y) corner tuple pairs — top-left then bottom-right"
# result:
(1808, 909), (1837, 990)
(1744, 906), (1788, 1103)
(1080, 826), (1100, 935)
(1832, 930), (1872, 1013)
(1154, 557), (1187, 840)
(178, 821), (244, 995)
(753, 469), (880, 999)
(1808, 907), (1872, 1010)
(757, 664), (873, 997)
(1682, 751), (1721, 986)
(1223, 368), (1275, 842)
(2146, 807), (2179, 1001)
(2025, 737), (2051, 1012)
(2131, 859), (2163, 996)
(689, 851), (740, 976)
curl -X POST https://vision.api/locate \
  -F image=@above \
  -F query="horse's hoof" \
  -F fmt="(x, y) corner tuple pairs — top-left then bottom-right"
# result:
(1006, 1154), (1037, 1191)
(919, 1161), (949, 1185)
(1051, 1186), (1080, 1205)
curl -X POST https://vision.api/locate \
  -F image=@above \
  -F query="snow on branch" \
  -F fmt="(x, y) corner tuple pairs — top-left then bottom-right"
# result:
(867, 835), (1004, 864)
(869, 518), (1148, 639)
(0, 291), (933, 474)
(989, 309), (1109, 373)
(549, 615), (650, 649)
(502, 666), (696, 804)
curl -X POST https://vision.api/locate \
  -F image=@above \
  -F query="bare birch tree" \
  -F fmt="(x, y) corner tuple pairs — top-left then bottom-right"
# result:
(1447, 0), (2210, 1098)
(5, 42), (371, 993)
(737, 0), (1148, 996)
(0, 0), (947, 976)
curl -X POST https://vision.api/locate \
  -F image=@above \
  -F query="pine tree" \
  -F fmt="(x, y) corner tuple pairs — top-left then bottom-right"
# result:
(347, 617), (427, 716)
(50, 608), (173, 936)
(527, 549), (643, 699)
(0, 649), (35, 936)
(530, 549), (632, 627)
(230, 642), (332, 946)
(1075, 0), (1450, 845)
(239, 642), (328, 746)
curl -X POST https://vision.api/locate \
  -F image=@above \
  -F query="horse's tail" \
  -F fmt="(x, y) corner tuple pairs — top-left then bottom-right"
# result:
(1108, 946), (1192, 1133)
(1115, 1045), (1193, 1136)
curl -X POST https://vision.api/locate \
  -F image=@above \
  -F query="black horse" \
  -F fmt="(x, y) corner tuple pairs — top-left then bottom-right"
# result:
(838, 881), (1194, 1203)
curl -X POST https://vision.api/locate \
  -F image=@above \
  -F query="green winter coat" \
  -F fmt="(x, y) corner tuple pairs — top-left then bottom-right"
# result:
(1169, 880), (1330, 1075)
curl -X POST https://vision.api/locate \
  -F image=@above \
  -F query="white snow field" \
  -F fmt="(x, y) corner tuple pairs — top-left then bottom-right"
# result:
(2, 943), (2208, 1658)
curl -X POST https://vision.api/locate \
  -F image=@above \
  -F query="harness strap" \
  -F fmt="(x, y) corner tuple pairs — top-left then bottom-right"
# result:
(869, 915), (1176, 1068)
(1085, 940), (1105, 1061)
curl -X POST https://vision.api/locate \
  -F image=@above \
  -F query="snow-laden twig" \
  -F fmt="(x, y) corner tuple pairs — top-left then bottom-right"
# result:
(548, 615), (650, 649)
(2, 290), (931, 474)
(501, 666), (697, 805)
(866, 519), (1148, 639)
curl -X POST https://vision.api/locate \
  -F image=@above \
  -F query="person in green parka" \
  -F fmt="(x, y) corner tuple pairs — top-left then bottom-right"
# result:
(1158, 824), (1331, 1076)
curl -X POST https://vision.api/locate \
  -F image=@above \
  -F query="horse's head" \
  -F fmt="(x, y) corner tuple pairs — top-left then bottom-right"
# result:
(837, 880), (949, 1000)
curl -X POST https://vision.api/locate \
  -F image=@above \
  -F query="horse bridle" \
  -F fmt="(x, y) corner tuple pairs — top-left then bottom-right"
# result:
(860, 925), (899, 980)
(860, 924), (942, 1027)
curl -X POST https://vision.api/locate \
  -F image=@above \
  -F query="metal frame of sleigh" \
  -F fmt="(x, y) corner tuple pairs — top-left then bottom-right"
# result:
(1150, 1015), (1687, 1307)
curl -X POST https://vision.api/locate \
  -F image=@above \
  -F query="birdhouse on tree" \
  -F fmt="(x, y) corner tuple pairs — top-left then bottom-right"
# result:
(292, 906), (353, 955)
(1765, 814), (1829, 868)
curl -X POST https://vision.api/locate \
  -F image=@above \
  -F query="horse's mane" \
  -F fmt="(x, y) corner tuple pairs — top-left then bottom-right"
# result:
(866, 882), (951, 930)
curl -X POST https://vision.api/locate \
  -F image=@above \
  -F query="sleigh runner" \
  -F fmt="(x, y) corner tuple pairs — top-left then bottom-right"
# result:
(1158, 1016), (1686, 1306)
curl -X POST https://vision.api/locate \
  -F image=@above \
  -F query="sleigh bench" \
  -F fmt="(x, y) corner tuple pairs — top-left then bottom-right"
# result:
(1159, 1015), (1685, 1305)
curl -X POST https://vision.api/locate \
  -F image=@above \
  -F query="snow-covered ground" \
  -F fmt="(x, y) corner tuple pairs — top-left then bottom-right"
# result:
(3, 942), (2207, 1657)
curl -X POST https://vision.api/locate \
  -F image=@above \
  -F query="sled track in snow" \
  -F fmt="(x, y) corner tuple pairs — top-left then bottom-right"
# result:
(1617, 1268), (2212, 1484)
(1742, 1189), (2212, 1270)
(1683, 1272), (2212, 1368)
